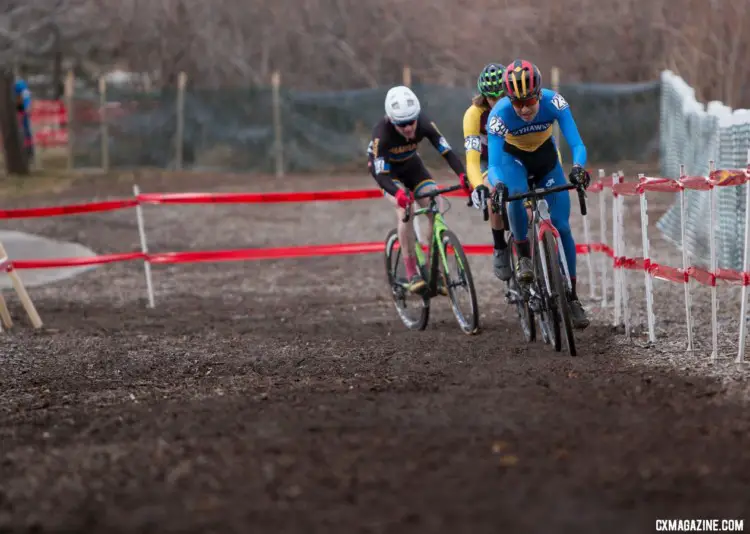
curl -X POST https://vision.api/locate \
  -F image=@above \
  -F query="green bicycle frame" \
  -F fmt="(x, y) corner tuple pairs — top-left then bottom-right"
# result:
(409, 207), (465, 280)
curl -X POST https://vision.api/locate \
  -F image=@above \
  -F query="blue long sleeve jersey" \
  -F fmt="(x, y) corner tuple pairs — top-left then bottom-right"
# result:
(486, 88), (587, 182)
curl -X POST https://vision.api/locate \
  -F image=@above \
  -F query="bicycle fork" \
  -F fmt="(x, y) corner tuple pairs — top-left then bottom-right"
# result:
(413, 212), (454, 296)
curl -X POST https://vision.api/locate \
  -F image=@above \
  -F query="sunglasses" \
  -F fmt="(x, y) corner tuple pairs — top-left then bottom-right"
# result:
(393, 119), (417, 127)
(511, 96), (538, 108)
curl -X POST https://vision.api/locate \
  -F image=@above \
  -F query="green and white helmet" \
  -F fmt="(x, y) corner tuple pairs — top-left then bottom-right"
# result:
(477, 63), (506, 98)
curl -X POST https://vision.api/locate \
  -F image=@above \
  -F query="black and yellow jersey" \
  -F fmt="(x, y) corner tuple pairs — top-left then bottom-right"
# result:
(366, 115), (465, 195)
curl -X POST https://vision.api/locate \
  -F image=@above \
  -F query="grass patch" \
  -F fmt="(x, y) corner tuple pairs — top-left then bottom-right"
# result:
(0, 147), (115, 199)
(0, 169), (85, 198)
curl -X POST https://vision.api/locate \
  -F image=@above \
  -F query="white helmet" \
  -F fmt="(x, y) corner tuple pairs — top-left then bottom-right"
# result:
(384, 85), (421, 125)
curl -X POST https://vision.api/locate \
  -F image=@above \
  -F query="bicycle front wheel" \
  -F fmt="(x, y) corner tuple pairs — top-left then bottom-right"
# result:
(536, 234), (562, 351)
(384, 228), (429, 331)
(541, 230), (576, 356)
(508, 238), (535, 343)
(440, 230), (479, 335)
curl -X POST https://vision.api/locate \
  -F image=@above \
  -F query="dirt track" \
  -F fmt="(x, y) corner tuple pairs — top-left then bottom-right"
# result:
(0, 169), (748, 533)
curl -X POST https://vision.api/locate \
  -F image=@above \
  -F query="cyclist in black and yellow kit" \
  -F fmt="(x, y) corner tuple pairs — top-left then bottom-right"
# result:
(460, 63), (512, 280)
(368, 85), (468, 293)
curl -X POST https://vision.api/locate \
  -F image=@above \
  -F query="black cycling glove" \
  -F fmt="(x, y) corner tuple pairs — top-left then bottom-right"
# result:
(568, 164), (591, 189)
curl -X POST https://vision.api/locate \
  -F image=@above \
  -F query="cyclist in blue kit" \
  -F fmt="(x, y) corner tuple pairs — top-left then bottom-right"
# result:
(485, 59), (591, 329)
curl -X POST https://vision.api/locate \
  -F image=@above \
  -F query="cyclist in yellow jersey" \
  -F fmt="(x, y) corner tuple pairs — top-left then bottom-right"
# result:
(460, 63), (512, 280)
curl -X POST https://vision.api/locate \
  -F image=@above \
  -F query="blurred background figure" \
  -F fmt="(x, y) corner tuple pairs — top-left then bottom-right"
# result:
(14, 72), (34, 162)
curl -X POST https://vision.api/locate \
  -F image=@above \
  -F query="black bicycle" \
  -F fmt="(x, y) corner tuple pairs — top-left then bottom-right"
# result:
(491, 179), (587, 355)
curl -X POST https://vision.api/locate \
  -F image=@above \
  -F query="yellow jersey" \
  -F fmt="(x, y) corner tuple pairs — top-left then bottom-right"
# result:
(462, 103), (491, 189)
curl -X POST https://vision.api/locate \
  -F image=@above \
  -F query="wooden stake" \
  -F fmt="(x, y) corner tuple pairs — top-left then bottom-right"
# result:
(402, 66), (412, 87)
(175, 72), (187, 170)
(99, 76), (108, 172)
(271, 71), (284, 178)
(0, 242), (42, 329)
(64, 70), (74, 171)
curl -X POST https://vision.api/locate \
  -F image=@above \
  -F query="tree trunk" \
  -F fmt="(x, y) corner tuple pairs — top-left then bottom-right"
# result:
(0, 70), (29, 176)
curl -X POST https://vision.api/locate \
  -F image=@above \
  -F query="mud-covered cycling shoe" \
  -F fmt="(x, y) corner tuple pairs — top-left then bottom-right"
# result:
(569, 299), (590, 329)
(407, 274), (427, 294)
(493, 247), (512, 281)
(516, 257), (534, 284)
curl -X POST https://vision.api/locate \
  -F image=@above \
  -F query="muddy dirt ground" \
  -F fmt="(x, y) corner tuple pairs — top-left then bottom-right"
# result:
(0, 169), (748, 533)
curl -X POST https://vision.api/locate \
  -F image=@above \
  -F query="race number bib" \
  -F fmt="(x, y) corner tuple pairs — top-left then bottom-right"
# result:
(464, 135), (481, 152)
(487, 116), (507, 136)
(437, 136), (452, 152)
(373, 157), (386, 174)
(551, 93), (569, 111)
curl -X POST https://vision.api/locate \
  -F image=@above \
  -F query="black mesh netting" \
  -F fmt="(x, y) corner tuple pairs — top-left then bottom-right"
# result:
(69, 80), (661, 172)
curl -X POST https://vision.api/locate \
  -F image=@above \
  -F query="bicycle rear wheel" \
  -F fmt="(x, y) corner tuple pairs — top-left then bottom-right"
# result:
(541, 231), (576, 355)
(507, 239), (535, 342)
(440, 230), (479, 334)
(537, 308), (552, 345)
(384, 229), (429, 330)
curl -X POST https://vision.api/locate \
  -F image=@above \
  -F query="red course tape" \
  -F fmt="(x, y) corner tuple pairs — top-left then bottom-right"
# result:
(0, 189), (469, 220)
(5, 170), (750, 289)
(138, 190), (383, 204)
(0, 199), (138, 219)
(8, 241), (750, 287)
(149, 242), (388, 264)
(1, 168), (748, 220)
(138, 188), (468, 205)
(7, 242), (563, 269)
(3, 241), (640, 268)
(13, 252), (145, 269)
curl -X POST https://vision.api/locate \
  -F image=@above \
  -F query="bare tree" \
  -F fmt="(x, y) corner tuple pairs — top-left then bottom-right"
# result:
(0, 70), (29, 175)
(656, 0), (750, 107)
(4, 0), (750, 105)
